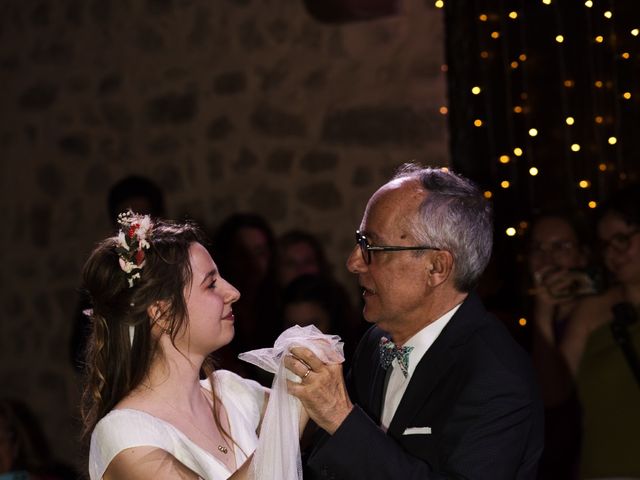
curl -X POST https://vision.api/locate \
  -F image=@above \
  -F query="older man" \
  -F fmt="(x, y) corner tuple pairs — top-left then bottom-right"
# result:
(287, 164), (543, 479)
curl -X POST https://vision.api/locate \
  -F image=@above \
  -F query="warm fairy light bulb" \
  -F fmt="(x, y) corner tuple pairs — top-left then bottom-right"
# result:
(506, 227), (516, 237)
(510, 61), (519, 69)
(564, 80), (575, 87)
(588, 201), (597, 209)
(479, 14), (488, 21)
(608, 136), (617, 145)
(571, 143), (581, 152)
(529, 167), (539, 176)
(632, 29), (639, 37)
(491, 31), (500, 39)
(514, 106), (523, 113)
(595, 115), (604, 124)
(566, 116), (575, 125)
(480, 51), (489, 59)
(604, 11), (612, 19)
(439, 106), (448, 115)
(519, 318), (527, 326)
(509, 11), (518, 19)
(472, 86), (481, 95)
(528, 128), (538, 137)
(623, 92), (632, 100)
(555, 35), (564, 43)
(474, 119), (483, 127)
(595, 35), (604, 43)
(595, 80), (603, 88)
(542, 0), (552, 4)
(599, 163), (607, 171)
(519, 53), (527, 61)
(484, 190), (493, 199)
(514, 147), (523, 156)
(622, 52), (630, 59)
(585, 0), (593, 7)
(499, 155), (510, 164)
(579, 180), (590, 188)
(435, 0), (444, 8)
(501, 180), (510, 189)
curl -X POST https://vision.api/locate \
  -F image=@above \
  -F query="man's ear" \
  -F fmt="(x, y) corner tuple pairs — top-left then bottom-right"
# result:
(426, 250), (454, 287)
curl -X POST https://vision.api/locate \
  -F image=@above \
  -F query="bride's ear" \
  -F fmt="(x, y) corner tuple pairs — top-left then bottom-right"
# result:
(148, 301), (171, 332)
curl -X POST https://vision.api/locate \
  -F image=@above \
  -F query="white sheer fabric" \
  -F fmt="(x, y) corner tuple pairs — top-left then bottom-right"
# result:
(88, 370), (267, 480)
(239, 325), (344, 480)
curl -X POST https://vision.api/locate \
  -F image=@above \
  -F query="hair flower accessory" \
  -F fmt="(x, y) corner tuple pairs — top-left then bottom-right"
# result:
(116, 211), (153, 288)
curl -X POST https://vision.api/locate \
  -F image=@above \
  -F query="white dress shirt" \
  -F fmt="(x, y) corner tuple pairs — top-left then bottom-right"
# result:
(380, 303), (462, 431)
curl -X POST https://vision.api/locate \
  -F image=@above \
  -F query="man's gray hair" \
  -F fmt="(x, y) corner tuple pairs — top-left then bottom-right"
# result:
(393, 163), (493, 292)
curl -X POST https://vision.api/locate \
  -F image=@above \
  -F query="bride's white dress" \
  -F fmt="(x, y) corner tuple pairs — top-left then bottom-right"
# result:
(88, 370), (267, 480)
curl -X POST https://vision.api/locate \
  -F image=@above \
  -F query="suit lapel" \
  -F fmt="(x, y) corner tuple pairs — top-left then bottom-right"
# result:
(387, 293), (486, 437)
(370, 359), (388, 423)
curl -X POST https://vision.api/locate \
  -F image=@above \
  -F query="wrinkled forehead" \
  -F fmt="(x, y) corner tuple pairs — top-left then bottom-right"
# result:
(361, 178), (427, 232)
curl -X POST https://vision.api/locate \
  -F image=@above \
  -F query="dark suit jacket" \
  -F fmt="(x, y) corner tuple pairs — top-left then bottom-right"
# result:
(307, 292), (544, 479)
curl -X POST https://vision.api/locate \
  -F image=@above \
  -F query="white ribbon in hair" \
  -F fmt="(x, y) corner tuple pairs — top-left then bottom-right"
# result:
(239, 325), (344, 480)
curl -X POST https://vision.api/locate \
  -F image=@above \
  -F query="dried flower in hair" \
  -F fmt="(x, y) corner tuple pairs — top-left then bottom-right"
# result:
(116, 211), (153, 288)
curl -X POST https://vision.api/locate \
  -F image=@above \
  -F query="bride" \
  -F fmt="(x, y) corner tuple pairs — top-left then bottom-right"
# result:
(81, 212), (303, 479)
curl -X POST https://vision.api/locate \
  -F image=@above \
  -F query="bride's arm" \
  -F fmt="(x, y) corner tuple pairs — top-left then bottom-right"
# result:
(103, 447), (199, 480)
(228, 387), (311, 480)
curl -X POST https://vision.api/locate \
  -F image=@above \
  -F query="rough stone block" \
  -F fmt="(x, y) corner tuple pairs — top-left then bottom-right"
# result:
(213, 71), (247, 95)
(19, 83), (58, 110)
(297, 182), (342, 210)
(266, 148), (294, 173)
(59, 134), (91, 156)
(249, 186), (287, 221)
(233, 147), (258, 172)
(301, 150), (338, 173)
(251, 104), (306, 137)
(322, 106), (437, 146)
(146, 90), (197, 125)
(207, 116), (234, 140)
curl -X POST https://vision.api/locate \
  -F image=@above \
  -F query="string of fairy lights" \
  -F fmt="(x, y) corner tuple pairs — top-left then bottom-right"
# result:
(436, 0), (638, 237)
(436, 0), (638, 327)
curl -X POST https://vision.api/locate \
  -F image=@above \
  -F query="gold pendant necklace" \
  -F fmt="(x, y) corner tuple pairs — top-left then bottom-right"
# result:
(142, 384), (233, 458)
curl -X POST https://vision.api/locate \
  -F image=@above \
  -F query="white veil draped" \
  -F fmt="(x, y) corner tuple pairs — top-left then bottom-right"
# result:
(238, 325), (344, 480)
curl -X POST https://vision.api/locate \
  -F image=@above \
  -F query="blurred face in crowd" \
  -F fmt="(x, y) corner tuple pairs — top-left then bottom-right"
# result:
(528, 216), (586, 275)
(283, 301), (331, 333)
(279, 241), (321, 286)
(237, 227), (272, 278)
(598, 212), (640, 285)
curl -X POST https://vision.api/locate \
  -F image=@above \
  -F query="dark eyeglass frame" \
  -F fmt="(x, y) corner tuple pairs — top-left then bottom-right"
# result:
(355, 230), (441, 265)
(600, 229), (640, 253)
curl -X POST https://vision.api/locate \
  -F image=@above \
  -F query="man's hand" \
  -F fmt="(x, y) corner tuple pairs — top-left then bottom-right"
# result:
(285, 346), (354, 435)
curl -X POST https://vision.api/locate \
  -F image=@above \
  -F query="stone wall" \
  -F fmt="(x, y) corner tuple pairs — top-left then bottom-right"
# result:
(0, 0), (448, 469)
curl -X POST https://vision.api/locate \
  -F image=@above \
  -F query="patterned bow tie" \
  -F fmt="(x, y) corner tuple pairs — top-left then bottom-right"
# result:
(379, 336), (414, 378)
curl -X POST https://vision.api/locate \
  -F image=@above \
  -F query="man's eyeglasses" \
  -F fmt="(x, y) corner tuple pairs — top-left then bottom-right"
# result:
(600, 229), (640, 253)
(355, 230), (441, 265)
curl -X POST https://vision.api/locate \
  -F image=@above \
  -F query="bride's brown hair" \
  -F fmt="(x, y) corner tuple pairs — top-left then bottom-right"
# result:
(80, 216), (229, 444)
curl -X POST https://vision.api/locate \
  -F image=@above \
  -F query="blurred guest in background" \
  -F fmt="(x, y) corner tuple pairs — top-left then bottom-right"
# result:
(211, 213), (280, 384)
(278, 230), (364, 356)
(527, 213), (594, 480)
(70, 175), (166, 373)
(0, 398), (77, 480)
(558, 184), (640, 479)
(277, 230), (330, 287)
